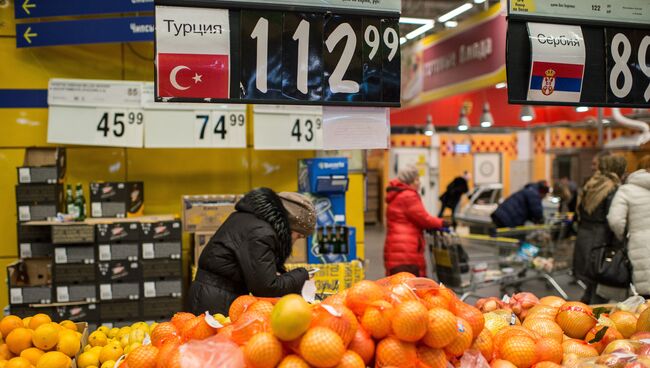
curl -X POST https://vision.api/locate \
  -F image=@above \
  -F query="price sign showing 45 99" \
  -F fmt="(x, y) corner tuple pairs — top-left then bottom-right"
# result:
(96, 110), (144, 145)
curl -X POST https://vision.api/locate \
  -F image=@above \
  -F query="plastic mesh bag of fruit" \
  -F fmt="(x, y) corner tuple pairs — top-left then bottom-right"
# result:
(570, 352), (639, 368)
(458, 349), (490, 368)
(179, 334), (245, 368)
(613, 295), (646, 313)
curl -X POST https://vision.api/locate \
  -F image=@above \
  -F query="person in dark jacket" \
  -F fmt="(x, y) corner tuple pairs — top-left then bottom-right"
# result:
(574, 155), (626, 304)
(491, 181), (550, 228)
(188, 188), (315, 315)
(439, 171), (471, 226)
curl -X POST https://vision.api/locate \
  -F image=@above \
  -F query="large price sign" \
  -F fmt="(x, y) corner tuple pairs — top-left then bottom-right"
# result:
(253, 105), (323, 150)
(154, 2), (400, 107)
(506, 4), (650, 108)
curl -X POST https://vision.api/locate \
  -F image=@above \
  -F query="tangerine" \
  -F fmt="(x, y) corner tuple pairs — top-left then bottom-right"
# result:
(230, 311), (270, 345)
(28, 314), (51, 330)
(444, 318), (473, 357)
(417, 345), (447, 368)
(610, 311), (638, 338)
(637, 307), (650, 333)
(451, 302), (484, 338)
(243, 332), (282, 368)
(19, 348), (43, 366)
(170, 312), (195, 331)
(346, 280), (386, 316)
(5, 357), (32, 368)
(361, 300), (394, 339)
(391, 301), (428, 342)
(375, 337), (416, 368)
(180, 316), (216, 342)
(150, 322), (179, 347)
(299, 327), (345, 368)
(125, 345), (158, 368)
(500, 335), (537, 368)
(228, 295), (258, 323)
(347, 327), (374, 365)
(0, 317), (23, 339)
(32, 323), (59, 350)
(6, 328), (33, 355)
(311, 304), (358, 347)
(422, 308), (458, 349)
(534, 338), (562, 364)
(334, 350), (364, 368)
(555, 302), (596, 339)
(277, 355), (310, 368)
(522, 319), (563, 343)
(247, 301), (274, 318)
(472, 327), (494, 361)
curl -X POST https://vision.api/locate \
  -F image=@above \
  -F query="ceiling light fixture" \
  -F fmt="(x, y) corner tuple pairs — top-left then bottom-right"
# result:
(399, 17), (434, 25)
(480, 102), (494, 128)
(458, 106), (470, 131)
(400, 37), (407, 45)
(575, 106), (590, 113)
(520, 105), (535, 122)
(438, 3), (473, 23)
(474, 0), (486, 3)
(405, 21), (435, 40)
(424, 115), (434, 136)
(444, 20), (458, 28)
(495, 82), (507, 89)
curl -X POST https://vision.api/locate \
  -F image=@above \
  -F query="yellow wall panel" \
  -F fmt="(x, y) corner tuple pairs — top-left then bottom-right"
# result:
(0, 149), (26, 258)
(0, 258), (19, 312)
(250, 150), (314, 192)
(346, 173), (365, 247)
(0, 108), (49, 147)
(0, 2), (16, 37)
(123, 43), (155, 81)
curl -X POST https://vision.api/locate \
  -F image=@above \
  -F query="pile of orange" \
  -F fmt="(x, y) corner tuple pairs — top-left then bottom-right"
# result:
(0, 314), (80, 368)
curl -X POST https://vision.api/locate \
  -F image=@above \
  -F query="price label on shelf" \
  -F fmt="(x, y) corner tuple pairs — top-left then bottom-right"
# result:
(48, 79), (142, 107)
(48, 106), (145, 147)
(144, 105), (247, 148)
(253, 105), (323, 150)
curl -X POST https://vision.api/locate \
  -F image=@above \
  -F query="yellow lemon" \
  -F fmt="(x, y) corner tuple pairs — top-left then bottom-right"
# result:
(96, 327), (109, 336)
(56, 334), (80, 357)
(19, 347), (44, 366)
(100, 361), (115, 368)
(98, 344), (123, 364)
(89, 346), (102, 358)
(107, 328), (119, 339)
(36, 351), (71, 368)
(119, 335), (129, 348)
(117, 327), (131, 339)
(128, 329), (146, 344)
(88, 332), (107, 347)
(76, 351), (99, 368)
(32, 323), (60, 350)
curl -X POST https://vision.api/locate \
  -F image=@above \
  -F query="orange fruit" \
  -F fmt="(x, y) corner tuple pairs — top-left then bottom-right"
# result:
(36, 351), (71, 368)
(156, 340), (180, 368)
(451, 302), (485, 339)
(375, 337), (416, 368)
(417, 345), (447, 368)
(532, 362), (562, 368)
(20, 347), (44, 365)
(525, 305), (558, 321)
(32, 323), (59, 350)
(28, 314), (51, 330)
(637, 307), (650, 333)
(334, 350), (364, 368)
(385, 272), (417, 286)
(0, 317), (23, 339)
(472, 327), (494, 361)
(610, 311), (638, 338)
(217, 324), (234, 340)
(539, 296), (565, 309)
(534, 338), (562, 364)
(421, 293), (451, 310)
(491, 359), (518, 368)
(584, 325), (623, 353)
(311, 304), (358, 347)
(125, 345), (158, 368)
(348, 327), (374, 365)
(180, 316), (216, 342)
(555, 302), (596, 339)
(59, 321), (77, 332)
(346, 280), (386, 316)
(422, 308), (458, 348)
(277, 355), (310, 368)
(231, 311), (270, 346)
(484, 312), (512, 336)
(170, 312), (195, 330)
(6, 328), (33, 355)
(444, 318), (473, 357)
(271, 295), (312, 342)
(323, 293), (347, 307)
(493, 326), (540, 355)
(388, 283), (419, 304)
(243, 332), (282, 368)
(391, 301), (428, 342)
(522, 319), (563, 343)
(500, 335), (537, 368)
(0, 343), (14, 360)
(150, 322), (179, 347)
(361, 300), (394, 339)
(247, 301), (274, 318)
(299, 327), (345, 368)
(561, 339), (598, 358)
(5, 357), (32, 368)
(229, 295), (258, 323)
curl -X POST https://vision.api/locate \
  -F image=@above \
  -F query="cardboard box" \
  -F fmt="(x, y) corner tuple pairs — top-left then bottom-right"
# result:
(142, 259), (182, 280)
(55, 303), (99, 324)
(17, 223), (51, 243)
(97, 243), (139, 262)
(7, 259), (53, 305)
(17, 148), (66, 184)
(99, 282), (140, 301)
(141, 220), (181, 242)
(182, 195), (239, 232)
(97, 260), (141, 283)
(298, 158), (349, 193)
(99, 301), (141, 323)
(16, 184), (64, 205)
(56, 284), (97, 303)
(286, 261), (365, 295)
(19, 242), (53, 258)
(53, 263), (96, 284)
(17, 204), (59, 222)
(96, 222), (141, 243)
(142, 279), (182, 298)
(141, 297), (183, 320)
(54, 244), (95, 264)
(90, 182), (144, 218)
(192, 232), (212, 265)
(52, 224), (95, 244)
(141, 241), (181, 260)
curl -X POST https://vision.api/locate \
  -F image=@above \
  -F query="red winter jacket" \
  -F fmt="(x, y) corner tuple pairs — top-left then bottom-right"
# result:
(384, 179), (444, 276)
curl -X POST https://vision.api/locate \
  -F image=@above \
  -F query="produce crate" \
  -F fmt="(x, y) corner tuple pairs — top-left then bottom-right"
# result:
(99, 301), (141, 322)
(99, 282), (141, 302)
(55, 284), (97, 303)
(53, 263), (96, 284)
(141, 241), (182, 260)
(143, 279), (182, 299)
(7, 259), (53, 305)
(97, 260), (142, 283)
(52, 224), (95, 244)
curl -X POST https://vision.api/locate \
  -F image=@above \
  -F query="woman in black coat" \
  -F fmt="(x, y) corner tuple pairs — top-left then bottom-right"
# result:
(188, 188), (315, 315)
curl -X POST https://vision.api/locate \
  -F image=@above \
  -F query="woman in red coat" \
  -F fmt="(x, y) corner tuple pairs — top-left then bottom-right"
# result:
(384, 166), (446, 276)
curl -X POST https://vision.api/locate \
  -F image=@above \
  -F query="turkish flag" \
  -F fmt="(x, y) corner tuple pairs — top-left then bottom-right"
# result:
(157, 53), (229, 99)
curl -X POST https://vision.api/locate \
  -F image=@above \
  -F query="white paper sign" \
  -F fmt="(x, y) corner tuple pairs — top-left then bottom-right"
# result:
(322, 107), (390, 149)
(254, 105), (323, 150)
(48, 79), (142, 107)
(48, 106), (145, 147)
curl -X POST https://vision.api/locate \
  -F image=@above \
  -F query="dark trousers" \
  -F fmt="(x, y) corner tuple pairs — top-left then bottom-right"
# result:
(439, 204), (457, 224)
(580, 280), (608, 305)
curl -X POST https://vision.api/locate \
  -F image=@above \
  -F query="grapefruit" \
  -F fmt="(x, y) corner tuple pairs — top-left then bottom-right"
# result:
(555, 302), (596, 339)
(391, 301), (428, 342)
(271, 294), (312, 341)
(472, 327), (494, 361)
(538, 296), (565, 309)
(525, 305), (558, 321)
(299, 327), (345, 368)
(561, 339), (598, 358)
(534, 338), (563, 364)
(522, 319), (563, 343)
(610, 311), (638, 338)
(422, 308), (458, 348)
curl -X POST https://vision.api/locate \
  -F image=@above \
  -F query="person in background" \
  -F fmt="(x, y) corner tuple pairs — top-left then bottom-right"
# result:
(607, 155), (650, 299)
(559, 176), (578, 213)
(188, 188), (315, 315)
(573, 155), (627, 304)
(384, 165), (448, 277)
(552, 181), (572, 213)
(591, 150), (612, 173)
(490, 181), (550, 228)
(439, 171), (471, 227)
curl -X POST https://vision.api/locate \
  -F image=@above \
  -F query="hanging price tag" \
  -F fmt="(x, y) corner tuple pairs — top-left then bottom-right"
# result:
(253, 105), (323, 150)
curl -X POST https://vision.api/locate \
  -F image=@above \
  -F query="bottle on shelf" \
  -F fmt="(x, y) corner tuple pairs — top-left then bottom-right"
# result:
(332, 225), (342, 254)
(316, 227), (326, 255)
(66, 184), (79, 219)
(338, 226), (348, 254)
(74, 183), (86, 221)
(324, 225), (334, 254)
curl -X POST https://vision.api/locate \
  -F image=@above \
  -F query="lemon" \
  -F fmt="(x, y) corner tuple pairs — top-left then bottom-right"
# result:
(56, 334), (80, 357)
(77, 352), (99, 368)
(117, 327), (131, 339)
(59, 321), (77, 332)
(100, 361), (115, 368)
(128, 329), (146, 344)
(88, 331), (107, 347)
(96, 326), (109, 336)
(98, 344), (123, 364)
(107, 328), (119, 339)
(124, 342), (141, 355)
(119, 335), (129, 348)
(83, 344), (92, 353)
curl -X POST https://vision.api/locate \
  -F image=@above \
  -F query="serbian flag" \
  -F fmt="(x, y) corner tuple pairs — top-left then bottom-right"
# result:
(157, 53), (229, 99)
(528, 61), (584, 102)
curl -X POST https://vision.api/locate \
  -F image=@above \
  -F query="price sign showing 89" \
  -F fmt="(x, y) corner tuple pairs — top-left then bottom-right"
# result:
(607, 28), (650, 104)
